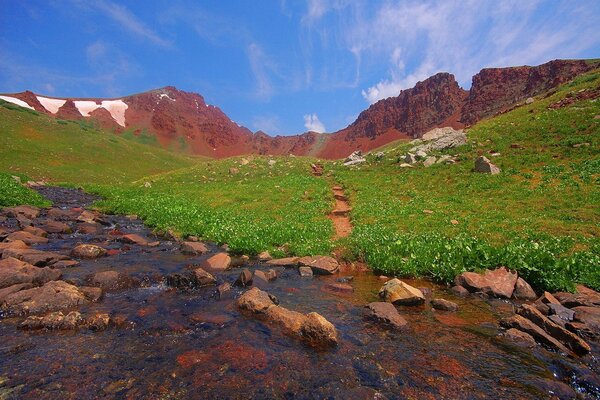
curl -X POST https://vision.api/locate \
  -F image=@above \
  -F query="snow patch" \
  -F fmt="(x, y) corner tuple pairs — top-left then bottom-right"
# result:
(159, 93), (175, 101)
(101, 100), (128, 127)
(74, 101), (101, 117)
(0, 96), (34, 110)
(36, 96), (66, 114)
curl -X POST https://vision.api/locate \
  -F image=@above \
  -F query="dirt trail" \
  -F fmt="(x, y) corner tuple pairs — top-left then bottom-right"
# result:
(329, 185), (352, 239)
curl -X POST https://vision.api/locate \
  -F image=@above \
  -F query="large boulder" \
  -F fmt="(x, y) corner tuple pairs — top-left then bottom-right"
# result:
(298, 256), (339, 275)
(2, 247), (69, 267)
(2, 280), (92, 316)
(411, 129), (467, 153)
(474, 156), (500, 174)
(378, 278), (425, 305)
(71, 244), (107, 259)
(455, 267), (518, 298)
(0, 257), (61, 289)
(365, 302), (408, 330)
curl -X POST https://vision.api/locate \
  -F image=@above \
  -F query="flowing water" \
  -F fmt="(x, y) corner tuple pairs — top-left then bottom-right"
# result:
(0, 187), (598, 399)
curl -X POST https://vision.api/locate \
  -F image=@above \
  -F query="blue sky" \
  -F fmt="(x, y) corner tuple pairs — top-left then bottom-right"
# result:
(1, 1), (599, 135)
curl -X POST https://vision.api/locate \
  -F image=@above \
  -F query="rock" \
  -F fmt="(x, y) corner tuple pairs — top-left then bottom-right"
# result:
(547, 303), (575, 322)
(235, 268), (253, 287)
(0, 283), (34, 303)
(257, 251), (272, 261)
(403, 153), (417, 164)
(450, 219), (459, 225)
(399, 163), (414, 168)
(253, 269), (277, 283)
(500, 315), (572, 355)
(217, 282), (232, 299)
(0, 257), (62, 289)
(423, 156), (437, 167)
(513, 277), (537, 300)
(79, 286), (103, 302)
(415, 149), (428, 159)
(431, 298), (459, 312)
(237, 287), (275, 314)
(265, 306), (306, 333)
(47, 207), (78, 220)
(411, 129), (467, 153)
(201, 253), (231, 271)
(451, 285), (469, 297)
(455, 267), (518, 298)
(86, 313), (111, 331)
(23, 226), (47, 238)
(70, 244), (107, 259)
(2, 247), (69, 267)
(503, 328), (537, 347)
(20, 311), (83, 330)
(298, 266), (313, 277)
(230, 255), (250, 268)
(571, 306), (600, 336)
(3, 206), (40, 219)
(324, 283), (354, 293)
(436, 155), (454, 164)
(517, 304), (590, 355)
(180, 241), (208, 255)
(229, 167), (239, 175)
(539, 291), (561, 305)
(365, 302), (408, 330)
(378, 278), (425, 305)
(0, 240), (29, 256)
(300, 312), (338, 347)
(76, 222), (100, 235)
(121, 233), (157, 246)
(525, 97), (534, 104)
(88, 271), (139, 291)
(2, 281), (90, 316)
(343, 150), (366, 166)
(298, 256), (339, 275)
(166, 268), (216, 290)
(474, 156), (500, 174)
(5, 231), (48, 245)
(39, 220), (72, 234)
(266, 257), (299, 267)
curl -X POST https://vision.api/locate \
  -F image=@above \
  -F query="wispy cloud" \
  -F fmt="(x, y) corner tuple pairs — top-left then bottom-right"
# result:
(247, 43), (276, 100)
(303, 113), (326, 133)
(252, 114), (281, 134)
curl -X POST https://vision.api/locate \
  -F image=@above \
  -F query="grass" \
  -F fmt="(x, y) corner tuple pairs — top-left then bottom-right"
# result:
(0, 99), (196, 184)
(0, 172), (50, 207)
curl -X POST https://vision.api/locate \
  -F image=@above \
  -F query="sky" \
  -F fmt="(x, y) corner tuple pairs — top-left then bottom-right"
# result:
(1, 1), (599, 135)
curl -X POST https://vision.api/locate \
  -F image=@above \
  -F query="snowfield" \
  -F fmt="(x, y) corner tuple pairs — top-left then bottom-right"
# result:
(36, 96), (66, 114)
(74, 99), (128, 126)
(0, 96), (35, 110)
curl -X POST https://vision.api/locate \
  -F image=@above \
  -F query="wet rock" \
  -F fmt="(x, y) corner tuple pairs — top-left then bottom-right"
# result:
(88, 271), (140, 291)
(324, 283), (354, 293)
(298, 266), (313, 277)
(39, 220), (72, 234)
(570, 306), (600, 336)
(3, 206), (40, 219)
(253, 269), (277, 283)
(77, 210), (107, 225)
(431, 298), (459, 312)
(474, 156), (500, 174)
(0, 257), (62, 289)
(23, 226), (48, 238)
(517, 304), (590, 355)
(216, 282), (232, 299)
(235, 268), (253, 287)
(0, 283), (34, 303)
(547, 303), (575, 322)
(201, 253), (231, 271)
(121, 233), (158, 247)
(266, 257), (299, 267)
(86, 313), (111, 331)
(300, 312), (338, 347)
(258, 251), (272, 261)
(79, 286), (103, 302)
(20, 311), (83, 330)
(500, 315), (572, 354)
(71, 244), (107, 259)
(166, 268), (216, 290)
(180, 241), (208, 255)
(5, 231), (48, 245)
(47, 207), (78, 221)
(230, 254), (250, 267)
(513, 277), (537, 300)
(2, 281), (91, 316)
(365, 302), (408, 330)
(0, 240), (29, 256)
(237, 287), (274, 313)
(265, 306), (306, 332)
(503, 328), (536, 347)
(2, 247), (69, 267)
(298, 255), (339, 275)
(451, 285), (469, 297)
(379, 278), (425, 305)
(51, 260), (79, 268)
(455, 267), (518, 298)
(76, 222), (100, 235)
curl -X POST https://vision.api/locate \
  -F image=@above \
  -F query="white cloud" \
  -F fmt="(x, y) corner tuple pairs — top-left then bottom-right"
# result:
(303, 113), (326, 133)
(252, 115), (281, 134)
(247, 43), (275, 99)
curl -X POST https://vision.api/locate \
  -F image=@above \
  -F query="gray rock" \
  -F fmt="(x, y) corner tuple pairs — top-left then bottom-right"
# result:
(343, 151), (366, 166)
(474, 156), (500, 174)
(411, 129), (467, 153)
(403, 153), (417, 164)
(423, 156), (437, 167)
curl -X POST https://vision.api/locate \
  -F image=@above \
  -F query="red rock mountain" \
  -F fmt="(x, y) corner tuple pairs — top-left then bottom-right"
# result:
(1, 59), (596, 159)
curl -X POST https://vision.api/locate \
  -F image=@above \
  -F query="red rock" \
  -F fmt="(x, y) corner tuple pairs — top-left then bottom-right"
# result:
(298, 255), (339, 275)
(513, 277), (537, 300)
(266, 257), (299, 267)
(39, 220), (72, 234)
(23, 226), (47, 237)
(76, 222), (100, 235)
(2, 280), (90, 315)
(71, 244), (107, 259)
(455, 267), (518, 298)
(500, 315), (572, 355)
(300, 312), (338, 347)
(0, 283), (34, 303)
(0, 240), (29, 255)
(366, 302), (408, 330)
(180, 241), (208, 255)
(121, 233), (156, 246)
(201, 253), (231, 271)
(88, 271), (139, 291)
(3, 205), (40, 219)
(0, 257), (62, 289)
(265, 306), (306, 333)
(253, 269), (277, 283)
(5, 230), (48, 245)
(379, 278), (425, 305)
(431, 298), (459, 312)
(2, 247), (69, 266)
(235, 268), (253, 287)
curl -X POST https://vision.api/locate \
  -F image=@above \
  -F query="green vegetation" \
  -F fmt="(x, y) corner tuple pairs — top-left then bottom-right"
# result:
(0, 99), (196, 184)
(0, 173), (50, 207)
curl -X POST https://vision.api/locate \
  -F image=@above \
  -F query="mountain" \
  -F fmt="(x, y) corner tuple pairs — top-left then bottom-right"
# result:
(1, 59), (597, 159)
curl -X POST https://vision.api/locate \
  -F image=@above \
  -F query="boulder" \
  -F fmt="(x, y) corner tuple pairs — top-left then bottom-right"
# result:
(298, 256), (339, 275)
(71, 244), (107, 259)
(298, 266), (313, 277)
(455, 267), (518, 298)
(365, 302), (408, 330)
(431, 298), (459, 312)
(5, 231), (48, 245)
(300, 312), (338, 347)
(88, 271), (140, 291)
(423, 156), (437, 167)
(201, 253), (231, 271)
(500, 315), (572, 355)
(379, 278), (425, 305)
(2, 280), (90, 316)
(517, 304), (590, 355)
(180, 241), (208, 255)
(474, 156), (500, 174)
(266, 257), (299, 267)
(2, 247), (69, 267)
(265, 306), (306, 332)
(39, 220), (72, 234)
(3, 205), (40, 219)
(235, 268), (253, 287)
(237, 287), (276, 314)
(513, 277), (537, 300)
(0, 257), (62, 289)
(411, 129), (467, 153)
(343, 150), (366, 166)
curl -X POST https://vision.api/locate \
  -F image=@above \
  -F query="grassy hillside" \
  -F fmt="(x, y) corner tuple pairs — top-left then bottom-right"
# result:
(0, 100), (196, 184)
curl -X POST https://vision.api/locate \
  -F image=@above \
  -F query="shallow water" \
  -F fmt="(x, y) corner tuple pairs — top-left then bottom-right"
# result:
(0, 187), (598, 399)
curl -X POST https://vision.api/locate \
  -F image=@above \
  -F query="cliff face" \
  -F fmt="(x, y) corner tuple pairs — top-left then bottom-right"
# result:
(2, 59), (596, 159)
(460, 60), (595, 125)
